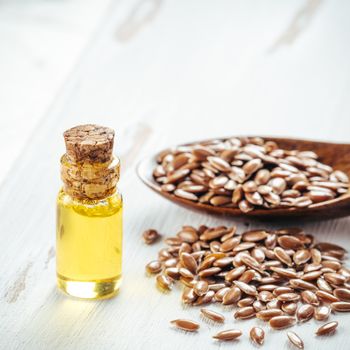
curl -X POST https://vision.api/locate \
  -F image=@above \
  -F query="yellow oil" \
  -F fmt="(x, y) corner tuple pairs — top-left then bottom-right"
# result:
(56, 188), (123, 299)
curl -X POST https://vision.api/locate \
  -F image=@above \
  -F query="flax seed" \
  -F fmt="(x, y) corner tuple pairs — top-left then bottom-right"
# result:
(170, 319), (199, 332)
(282, 302), (297, 315)
(273, 286), (294, 296)
(214, 287), (230, 302)
(144, 224), (349, 342)
(287, 331), (304, 349)
(222, 286), (241, 305)
(277, 293), (300, 302)
(290, 279), (318, 291)
(300, 290), (319, 306)
(193, 281), (209, 297)
(274, 247), (293, 266)
(297, 304), (314, 322)
(234, 306), (255, 319)
(213, 329), (242, 341)
(180, 252), (198, 273)
(238, 297), (255, 307)
(193, 290), (215, 306)
(200, 308), (225, 323)
(269, 315), (296, 330)
(156, 274), (173, 290)
(155, 138), (349, 211)
(315, 321), (338, 336)
(331, 301), (350, 312)
(271, 267), (298, 279)
(198, 267), (221, 278)
(143, 229), (161, 244)
(250, 326), (265, 345)
(256, 309), (284, 321)
(314, 306), (331, 321)
(317, 278), (333, 293)
(277, 236), (303, 250)
(301, 270), (323, 281)
(145, 260), (162, 274)
(334, 288), (350, 301)
(233, 280), (258, 296)
(324, 272), (346, 285)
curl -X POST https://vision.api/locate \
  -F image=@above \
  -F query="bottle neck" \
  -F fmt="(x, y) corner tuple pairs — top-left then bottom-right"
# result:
(60, 154), (120, 200)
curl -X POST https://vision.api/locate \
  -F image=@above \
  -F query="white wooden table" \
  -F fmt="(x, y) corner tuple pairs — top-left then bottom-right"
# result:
(1, 0), (350, 349)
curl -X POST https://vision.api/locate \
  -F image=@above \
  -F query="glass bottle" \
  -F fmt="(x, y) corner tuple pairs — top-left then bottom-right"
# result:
(56, 125), (123, 299)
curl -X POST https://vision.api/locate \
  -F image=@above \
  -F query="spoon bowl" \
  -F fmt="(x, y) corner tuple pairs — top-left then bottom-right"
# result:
(137, 137), (350, 220)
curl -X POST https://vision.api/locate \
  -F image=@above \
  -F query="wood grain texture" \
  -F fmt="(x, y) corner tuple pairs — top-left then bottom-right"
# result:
(0, 0), (112, 185)
(1, 0), (350, 349)
(269, 0), (323, 51)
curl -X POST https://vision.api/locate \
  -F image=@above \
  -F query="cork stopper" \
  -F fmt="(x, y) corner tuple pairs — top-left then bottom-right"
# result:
(63, 124), (115, 163)
(61, 124), (119, 200)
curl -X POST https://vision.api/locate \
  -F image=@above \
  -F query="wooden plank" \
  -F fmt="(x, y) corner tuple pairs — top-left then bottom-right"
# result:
(0, 0), (113, 184)
(1, 0), (350, 349)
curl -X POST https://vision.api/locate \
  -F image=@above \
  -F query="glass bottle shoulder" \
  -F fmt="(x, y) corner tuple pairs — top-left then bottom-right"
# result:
(57, 188), (122, 217)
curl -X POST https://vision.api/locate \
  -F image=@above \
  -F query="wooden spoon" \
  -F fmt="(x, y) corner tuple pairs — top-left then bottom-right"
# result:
(137, 137), (350, 220)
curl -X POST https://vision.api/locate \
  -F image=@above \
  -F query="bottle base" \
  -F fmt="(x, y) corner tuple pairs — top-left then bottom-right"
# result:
(57, 273), (121, 300)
